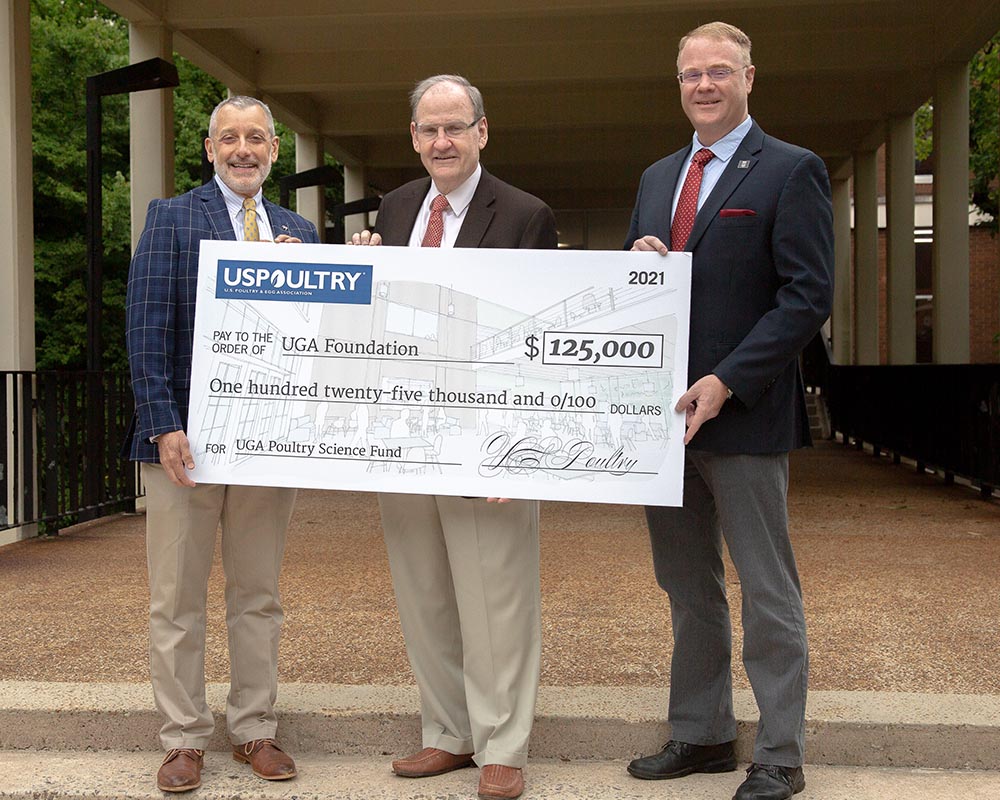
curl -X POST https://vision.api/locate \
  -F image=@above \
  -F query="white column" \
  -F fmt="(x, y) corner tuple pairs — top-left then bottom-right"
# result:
(0, 0), (36, 543)
(886, 115), (916, 364)
(831, 177), (853, 364)
(343, 164), (367, 242)
(128, 23), (174, 251)
(932, 62), (971, 363)
(853, 149), (880, 365)
(295, 132), (326, 237)
(0, 0), (33, 372)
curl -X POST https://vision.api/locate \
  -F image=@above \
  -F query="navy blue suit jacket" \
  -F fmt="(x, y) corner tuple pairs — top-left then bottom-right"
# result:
(625, 123), (834, 454)
(125, 180), (319, 463)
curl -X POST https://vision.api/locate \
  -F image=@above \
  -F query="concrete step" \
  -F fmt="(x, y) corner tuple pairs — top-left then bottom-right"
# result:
(1, 750), (998, 800)
(2, 682), (999, 771)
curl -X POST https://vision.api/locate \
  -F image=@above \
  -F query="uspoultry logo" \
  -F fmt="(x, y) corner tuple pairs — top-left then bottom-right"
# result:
(216, 260), (373, 304)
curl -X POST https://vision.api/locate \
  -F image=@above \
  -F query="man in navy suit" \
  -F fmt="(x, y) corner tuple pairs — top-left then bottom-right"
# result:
(125, 96), (318, 793)
(351, 75), (557, 800)
(624, 23), (833, 800)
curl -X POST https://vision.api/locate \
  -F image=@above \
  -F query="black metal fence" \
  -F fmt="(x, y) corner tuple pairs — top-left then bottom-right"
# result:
(801, 334), (1000, 498)
(1, 371), (139, 535)
(2, 354), (996, 536)
(825, 364), (1000, 497)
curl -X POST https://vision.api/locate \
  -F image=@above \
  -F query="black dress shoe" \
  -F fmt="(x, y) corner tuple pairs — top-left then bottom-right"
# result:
(627, 739), (737, 780)
(733, 763), (805, 800)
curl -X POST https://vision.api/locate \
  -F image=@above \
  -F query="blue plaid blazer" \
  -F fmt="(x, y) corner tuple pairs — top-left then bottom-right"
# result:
(124, 180), (320, 463)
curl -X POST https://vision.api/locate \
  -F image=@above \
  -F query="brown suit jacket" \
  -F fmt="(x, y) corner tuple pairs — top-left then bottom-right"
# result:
(374, 167), (558, 249)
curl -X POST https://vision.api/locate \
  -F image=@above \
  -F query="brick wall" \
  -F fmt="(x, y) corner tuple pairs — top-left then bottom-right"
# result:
(850, 226), (999, 363)
(970, 226), (1000, 363)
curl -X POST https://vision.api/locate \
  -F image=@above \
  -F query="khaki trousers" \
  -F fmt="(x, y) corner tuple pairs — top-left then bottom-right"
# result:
(141, 464), (296, 749)
(379, 493), (541, 768)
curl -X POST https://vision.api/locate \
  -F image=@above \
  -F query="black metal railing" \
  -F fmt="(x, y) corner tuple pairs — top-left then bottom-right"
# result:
(801, 330), (833, 395)
(802, 334), (1000, 498)
(1, 371), (139, 535)
(825, 364), (1000, 496)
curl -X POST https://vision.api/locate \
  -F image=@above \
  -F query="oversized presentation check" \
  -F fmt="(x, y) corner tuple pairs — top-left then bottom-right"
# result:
(187, 241), (691, 505)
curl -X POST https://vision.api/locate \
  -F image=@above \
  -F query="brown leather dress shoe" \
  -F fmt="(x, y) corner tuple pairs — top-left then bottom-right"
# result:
(391, 747), (475, 777)
(478, 764), (524, 800)
(232, 738), (297, 780)
(156, 748), (204, 792)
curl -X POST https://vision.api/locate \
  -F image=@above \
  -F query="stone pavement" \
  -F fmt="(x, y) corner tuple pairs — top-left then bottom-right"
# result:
(4, 753), (999, 800)
(2, 681), (999, 798)
(1, 440), (998, 797)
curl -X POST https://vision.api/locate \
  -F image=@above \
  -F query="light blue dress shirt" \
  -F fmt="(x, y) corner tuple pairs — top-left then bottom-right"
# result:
(671, 115), (754, 223)
(215, 175), (273, 241)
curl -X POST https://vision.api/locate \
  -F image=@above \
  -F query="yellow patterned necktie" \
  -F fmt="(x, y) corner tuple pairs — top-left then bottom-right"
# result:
(243, 197), (260, 241)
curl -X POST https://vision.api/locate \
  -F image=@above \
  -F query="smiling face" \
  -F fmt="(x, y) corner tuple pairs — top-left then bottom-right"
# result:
(205, 104), (280, 198)
(410, 81), (488, 195)
(677, 35), (754, 146)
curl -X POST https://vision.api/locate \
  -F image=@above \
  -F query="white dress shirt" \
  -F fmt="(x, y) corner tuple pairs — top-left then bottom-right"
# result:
(407, 164), (483, 248)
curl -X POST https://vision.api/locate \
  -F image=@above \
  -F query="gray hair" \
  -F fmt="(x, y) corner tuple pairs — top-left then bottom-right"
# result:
(208, 95), (276, 138)
(409, 75), (486, 121)
(678, 21), (753, 67)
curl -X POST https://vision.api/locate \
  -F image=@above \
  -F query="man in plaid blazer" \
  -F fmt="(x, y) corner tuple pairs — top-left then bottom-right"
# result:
(125, 96), (318, 793)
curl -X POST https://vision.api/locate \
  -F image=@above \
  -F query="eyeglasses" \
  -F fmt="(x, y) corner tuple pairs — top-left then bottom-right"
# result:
(414, 118), (481, 141)
(215, 133), (272, 147)
(677, 66), (749, 85)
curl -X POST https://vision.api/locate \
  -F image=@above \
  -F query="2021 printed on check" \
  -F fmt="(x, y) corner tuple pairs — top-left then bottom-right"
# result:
(187, 240), (691, 506)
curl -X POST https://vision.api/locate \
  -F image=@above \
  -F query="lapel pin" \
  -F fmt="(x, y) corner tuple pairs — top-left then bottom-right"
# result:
(738, 160), (751, 169)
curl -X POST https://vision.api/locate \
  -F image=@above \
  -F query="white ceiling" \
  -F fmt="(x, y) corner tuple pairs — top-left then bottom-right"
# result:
(104, 0), (1000, 209)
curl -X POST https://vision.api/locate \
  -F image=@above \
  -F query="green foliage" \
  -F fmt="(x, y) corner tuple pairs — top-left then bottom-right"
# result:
(31, 0), (130, 370)
(265, 123), (346, 217)
(912, 33), (999, 230)
(172, 56), (225, 196)
(324, 153), (346, 214)
(30, 1), (338, 371)
(266, 120), (298, 210)
(914, 103), (933, 163)
(969, 35), (999, 230)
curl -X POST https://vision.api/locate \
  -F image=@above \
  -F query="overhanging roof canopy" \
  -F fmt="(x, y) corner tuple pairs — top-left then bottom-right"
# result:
(104, 0), (1000, 209)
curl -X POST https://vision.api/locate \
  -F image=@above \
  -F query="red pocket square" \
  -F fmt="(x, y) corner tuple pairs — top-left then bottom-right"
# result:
(720, 208), (757, 217)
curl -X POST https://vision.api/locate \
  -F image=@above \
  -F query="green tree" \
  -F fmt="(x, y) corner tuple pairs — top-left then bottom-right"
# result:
(31, 0), (131, 371)
(913, 32), (999, 232)
(968, 34), (999, 229)
(31, 0), (326, 371)
(172, 57), (225, 196)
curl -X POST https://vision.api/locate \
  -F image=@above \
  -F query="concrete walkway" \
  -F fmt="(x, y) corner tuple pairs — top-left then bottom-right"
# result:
(4, 753), (999, 800)
(1, 440), (998, 797)
(2, 681), (999, 797)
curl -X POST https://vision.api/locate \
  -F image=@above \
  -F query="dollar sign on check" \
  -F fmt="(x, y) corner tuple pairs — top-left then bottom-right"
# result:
(524, 334), (539, 360)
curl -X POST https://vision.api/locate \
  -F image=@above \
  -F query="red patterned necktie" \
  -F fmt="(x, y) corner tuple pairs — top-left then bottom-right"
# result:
(421, 194), (450, 247)
(670, 148), (714, 251)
